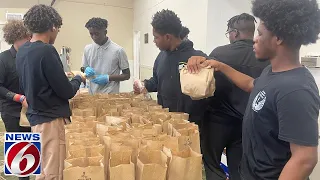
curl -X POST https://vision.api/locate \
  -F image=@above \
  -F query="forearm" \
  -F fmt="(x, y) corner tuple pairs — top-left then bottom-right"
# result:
(144, 79), (157, 92)
(279, 157), (316, 180)
(109, 73), (130, 82)
(0, 86), (23, 102)
(219, 62), (254, 92)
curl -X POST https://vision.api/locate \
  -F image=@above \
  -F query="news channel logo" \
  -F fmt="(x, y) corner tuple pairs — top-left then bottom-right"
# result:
(4, 133), (41, 177)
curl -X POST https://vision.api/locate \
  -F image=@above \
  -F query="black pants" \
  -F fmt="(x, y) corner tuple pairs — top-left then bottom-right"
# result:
(1, 113), (31, 180)
(201, 115), (242, 180)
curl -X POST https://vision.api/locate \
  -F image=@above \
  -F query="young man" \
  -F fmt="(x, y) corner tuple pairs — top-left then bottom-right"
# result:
(16, 5), (85, 180)
(134, 9), (207, 124)
(188, 0), (320, 179)
(0, 19), (31, 180)
(203, 13), (269, 180)
(82, 17), (130, 94)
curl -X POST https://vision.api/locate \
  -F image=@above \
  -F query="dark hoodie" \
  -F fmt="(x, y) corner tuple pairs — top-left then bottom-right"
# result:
(144, 40), (207, 122)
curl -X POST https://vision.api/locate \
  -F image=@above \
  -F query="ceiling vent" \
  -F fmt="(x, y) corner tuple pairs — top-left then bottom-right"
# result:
(6, 13), (23, 21)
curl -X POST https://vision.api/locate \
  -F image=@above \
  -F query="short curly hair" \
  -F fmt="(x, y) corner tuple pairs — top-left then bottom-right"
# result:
(23, 4), (62, 33)
(3, 20), (30, 44)
(151, 9), (182, 37)
(85, 18), (108, 29)
(180, 26), (190, 39)
(252, 0), (320, 47)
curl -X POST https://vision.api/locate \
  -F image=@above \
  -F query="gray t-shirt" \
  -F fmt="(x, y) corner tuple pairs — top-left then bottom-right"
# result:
(82, 39), (129, 94)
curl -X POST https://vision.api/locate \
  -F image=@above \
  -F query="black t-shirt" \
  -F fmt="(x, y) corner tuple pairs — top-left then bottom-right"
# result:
(16, 41), (82, 126)
(207, 40), (269, 124)
(0, 46), (22, 117)
(240, 65), (320, 180)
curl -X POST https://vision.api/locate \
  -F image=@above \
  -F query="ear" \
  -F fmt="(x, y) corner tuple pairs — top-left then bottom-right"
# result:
(105, 30), (108, 35)
(165, 34), (171, 41)
(235, 29), (240, 37)
(276, 36), (284, 45)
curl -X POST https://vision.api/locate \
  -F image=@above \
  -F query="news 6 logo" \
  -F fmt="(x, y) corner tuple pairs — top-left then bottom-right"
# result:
(4, 133), (41, 177)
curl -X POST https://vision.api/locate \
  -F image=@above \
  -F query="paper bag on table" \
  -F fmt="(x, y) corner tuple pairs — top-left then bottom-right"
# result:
(173, 126), (201, 154)
(67, 145), (104, 159)
(19, 107), (30, 127)
(63, 156), (105, 180)
(108, 150), (135, 180)
(136, 150), (168, 180)
(163, 147), (202, 180)
(180, 66), (215, 100)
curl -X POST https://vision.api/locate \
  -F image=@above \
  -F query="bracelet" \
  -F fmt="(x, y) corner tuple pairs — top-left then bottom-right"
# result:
(19, 95), (26, 103)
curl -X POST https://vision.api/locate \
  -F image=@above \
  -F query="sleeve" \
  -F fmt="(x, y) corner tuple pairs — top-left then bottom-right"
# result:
(0, 59), (10, 99)
(277, 89), (319, 146)
(118, 48), (129, 70)
(82, 46), (89, 67)
(144, 53), (160, 92)
(43, 46), (82, 100)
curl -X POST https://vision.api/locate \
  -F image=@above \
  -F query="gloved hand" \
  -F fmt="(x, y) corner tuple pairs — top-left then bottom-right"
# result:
(84, 67), (95, 77)
(91, 74), (109, 85)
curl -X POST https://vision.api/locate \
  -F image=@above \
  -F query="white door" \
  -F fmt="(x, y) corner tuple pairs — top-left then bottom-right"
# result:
(133, 31), (141, 79)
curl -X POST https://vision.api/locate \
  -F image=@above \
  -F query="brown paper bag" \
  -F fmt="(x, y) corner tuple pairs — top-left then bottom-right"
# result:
(172, 125), (201, 154)
(109, 150), (135, 180)
(19, 107), (30, 127)
(164, 147), (202, 180)
(136, 150), (168, 180)
(63, 156), (105, 180)
(67, 145), (104, 159)
(180, 66), (215, 100)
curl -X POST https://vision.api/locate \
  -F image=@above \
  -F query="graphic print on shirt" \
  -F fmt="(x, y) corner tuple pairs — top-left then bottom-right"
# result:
(252, 90), (266, 112)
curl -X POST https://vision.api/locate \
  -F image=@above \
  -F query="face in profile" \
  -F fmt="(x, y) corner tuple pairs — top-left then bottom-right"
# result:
(153, 28), (171, 51)
(253, 21), (277, 60)
(88, 28), (107, 46)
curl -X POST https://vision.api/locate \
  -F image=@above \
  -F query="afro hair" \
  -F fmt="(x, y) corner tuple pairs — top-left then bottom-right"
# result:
(180, 26), (190, 39)
(252, 0), (320, 47)
(23, 4), (62, 33)
(85, 18), (108, 30)
(151, 9), (182, 37)
(3, 20), (31, 44)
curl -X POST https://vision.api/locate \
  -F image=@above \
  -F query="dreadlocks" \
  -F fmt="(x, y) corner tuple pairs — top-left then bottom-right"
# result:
(227, 13), (256, 34)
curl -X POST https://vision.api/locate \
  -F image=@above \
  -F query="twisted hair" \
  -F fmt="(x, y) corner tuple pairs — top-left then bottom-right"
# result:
(227, 13), (256, 33)
(151, 9), (182, 37)
(3, 20), (30, 44)
(23, 4), (62, 33)
(85, 17), (108, 30)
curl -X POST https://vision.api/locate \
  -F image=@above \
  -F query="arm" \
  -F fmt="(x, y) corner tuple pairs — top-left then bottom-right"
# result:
(277, 90), (319, 180)
(43, 46), (83, 100)
(280, 144), (317, 180)
(109, 48), (130, 81)
(0, 59), (25, 104)
(187, 56), (254, 92)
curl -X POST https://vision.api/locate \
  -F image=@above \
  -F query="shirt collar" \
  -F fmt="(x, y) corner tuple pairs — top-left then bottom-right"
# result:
(9, 46), (17, 58)
(95, 38), (111, 50)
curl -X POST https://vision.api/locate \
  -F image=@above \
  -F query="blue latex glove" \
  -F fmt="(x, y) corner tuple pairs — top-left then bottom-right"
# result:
(85, 67), (95, 77)
(91, 75), (109, 85)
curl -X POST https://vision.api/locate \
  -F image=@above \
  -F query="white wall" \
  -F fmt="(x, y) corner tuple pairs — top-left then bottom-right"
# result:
(206, 0), (252, 54)
(133, 0), (208, 71)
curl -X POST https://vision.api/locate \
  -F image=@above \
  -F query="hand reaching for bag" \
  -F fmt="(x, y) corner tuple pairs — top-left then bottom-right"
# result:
(187, 56), (222, 73)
